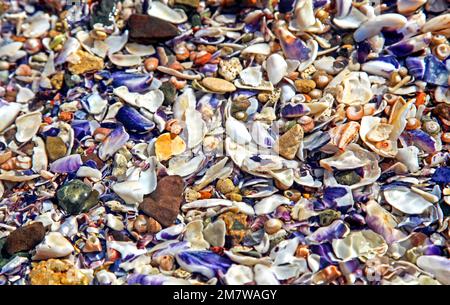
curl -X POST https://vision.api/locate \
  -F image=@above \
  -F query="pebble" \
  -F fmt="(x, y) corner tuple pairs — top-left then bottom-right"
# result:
(46, 136), (67, 161)
(4, 222), (46, 255)
(56, 180), (99, 215)
(29, 259), (89, 285)
(201, 77), (236, 93)
(128, 14), (180, 44)
(274, 124), (304, 160)
(218, 58), (243, 81)
(264, 218), (283, 234)
(139, 175), (184, 227)
(294, 79), (316, 93)
(68, 50), (104, 75)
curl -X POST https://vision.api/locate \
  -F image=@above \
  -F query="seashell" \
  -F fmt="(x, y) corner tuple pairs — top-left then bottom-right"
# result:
(111, 72), (152, 93)
(224, 250), (272, 267)
(55, 37), (80, 65)
(112, 181), (144, 205)
(387, 33), (432, 57)
(421, 14), (450, 37)
(108, 241), (147, 258)
(383, 185), (433, 214)
(49, 154), (83, 173)
(361, 56), (400, 78)
(416, 255), (450, 285)
(15, 111), (42, 143)
(98, 126), (130, 161)
(32, 232), (74, 260)
(203, 219), (226, 247)
(147, 1), (188, 24)
(422, 55), (449, 87)
(353, 14), (408, 42)
(332, 230), (388, 260)
(397, 0), (427, 15)
(193, 158), (233, 191)
(106, 214), (125, 231)
(335, 0), (353, 19)
(0, 102), (21, 133)
(109, 53), (142, 67)
(254, 264), (280, 285)
(16, 85), (35, 104)
(0, 42), (23, 58)
(281, 102), (310, 119)
(366, 123), (393, 142)
(58, 216), (79, 238)
(185, 108), (207, 148)
(239, 66), (263, 87)
(306, 220), (350, 244)
(337, 72), (373, 105)
(181, 199), (233, 212)
(127, 274), (190, 285)
(184, 220), (210, 250)
(167, 155), (206, 177)
(251, 121), (276, 148)
(242, 43), (271, 56)
(266, 54), (287, 85)
(175, 251), (232, 279)
(234, 79), (274, 91)
(83, 93), (107, 115)
(105, 30), (128, 55)
(224, 264), (254, 285)
(396, 146), (420, 173)
(114, 86), (164, 113)
(403, 129), (439, 154)
(23, 13), (50, 38)
(254, 195), (291, 215)
(154, 133), (186, 161)
(365, 200), (406, 244)
(77, 166), (102, 181)
(293, 0), (316, 29)
(116, 105), (155, 133)
(226, 116), (252, 145)
(125, 43), (156, 56)
(32, 136), (47, 173)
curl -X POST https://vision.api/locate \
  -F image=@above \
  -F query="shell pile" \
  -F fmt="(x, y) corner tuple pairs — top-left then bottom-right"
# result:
(0, 0), (449, 286)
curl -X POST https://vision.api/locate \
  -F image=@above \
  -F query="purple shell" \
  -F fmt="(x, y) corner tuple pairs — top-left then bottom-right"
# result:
(423, 55), (449, 87)
(152, 241), (191, 258)
(116, 106), (155, 133)
(403, 130), (438, 154)
(111, 72), (152, 93)
(127, 274), (170, 285)
(405, 56), (425, 79)
(281, 103), (310, 118)
(305, 220), (349, 244)
(98, 126), (130, 161)
(49, 154), (83, 173)
(71, 120), (92, 140)
(431, 167), (450, 184)
(323, 186), (354, 208)
(175, 251), (232, 279)
(280, 37), (311, 61)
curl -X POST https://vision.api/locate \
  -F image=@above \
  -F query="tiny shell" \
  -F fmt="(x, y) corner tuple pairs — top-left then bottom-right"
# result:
(266, 53), (287, 85)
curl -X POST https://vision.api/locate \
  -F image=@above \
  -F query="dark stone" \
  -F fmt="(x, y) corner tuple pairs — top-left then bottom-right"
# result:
(334, 170), (362, 186)
(90, 0), (119, 28)
(139, 175), (184, 227)
(159, 82), (177, 106)
(56, 179), (99, 215)
(128, 14), (180, 44)
(4, 222), (46, 255)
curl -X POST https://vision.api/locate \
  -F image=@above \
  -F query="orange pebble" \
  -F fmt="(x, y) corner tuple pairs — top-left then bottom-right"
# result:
(58, 111), (73, 121)
(194, 51), (212, 66)
(199, 190), (212, 199)
(144, 57), (159, 72)
(169, 61), (184, 71)
(415, 92), (426, 106)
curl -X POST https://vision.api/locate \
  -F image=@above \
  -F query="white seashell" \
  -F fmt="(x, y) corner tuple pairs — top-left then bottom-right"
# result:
(266, 54), (287, 85)
(203, 219), (226, 247)
(96, 270), (118, 285)
(226, 117), (252, 144)
(85, 93), (107, 115)
(0, 181), (4, 198)
(354, 14), (408, 42)
(77, 166), (102, 180)
(239, 66), (263, 87)
(32, 136), (48, 172)
(32, 232), (74, 260)
(396, 146), (420, 173)
(0, 42), (23, 58)
(112, 181), (144, 205)
(1, 256), (28, 274)
(105, 30), (128, 55)
(23, 13), (50, 38)
(254, 264), (280, 285)
(173, 88), (196, 120)
(185, 108), (207, 148)
(193, 157), (233, 190)
(0, 102), (21, 133)
(332, 230), (388, 260)
(181, 199), (233, 212)
(108, 241), (147, 258)
(337, 71), (373, 105)
(138, 160), (157, 195)
(184, 220), (210, 250)
(58, 216), (79, 238)
(15, 111), (42, 143)
(234, 79), (274, 91)
(167, 154), (205, 177)
(383, 186), (433, 214)
(55, 37), (81, 65)
(113, 86), (164, 113)
(334, 6), (368, 29)
(147, 1), (188, 24)
(269, 169), (294, 188)
(92, 40), (108, 58)
(254, 194), (290, 215)
(397, 0), (427, 15)
(224, 250), (272, 266)
(15, 85), (35, 104)
(251, 121), (275, 148)
(280, 83), (296, 103)
(294, 0), (316, 29)
(125, 43), (156, 56)
(224, 265), (254, 285)
(109, 53), (141, 67)
(416, 255), (450, 285)
(106, 214), (125, 231)
(242, 43), (271, 56)
(271, 260), (308, 280)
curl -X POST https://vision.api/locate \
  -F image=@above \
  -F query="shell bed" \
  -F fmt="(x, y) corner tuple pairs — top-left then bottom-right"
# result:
(0, 0), (449, 285)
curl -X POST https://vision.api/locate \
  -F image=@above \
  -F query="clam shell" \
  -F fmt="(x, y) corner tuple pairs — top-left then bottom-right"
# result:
(32, 232), (74, 260)
(15, 111), (42, 143)
(242, 43), (271, 56)
(147, 1), (188, 24)
(266, 54), (287, 85)
(254, 194), (291, 215)
(112, 181), (145, 205)
(383, 185), (433, 214)
(332, 230), (388, 260)
(109, 53), (142, 67)
(0, 102), (21, 133)
(125, 43), (156, 56)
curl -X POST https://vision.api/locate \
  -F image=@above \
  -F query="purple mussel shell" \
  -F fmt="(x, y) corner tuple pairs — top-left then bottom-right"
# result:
(387, 34), (432, 57)
(116, 105), (155, 133)
(49, 154), (83, 173)
(431, 167), (450, 184)
(405, 56), (425, 79)
(305, 220), (350, 245)
(361, 55), (400, 78)
(323, 186), (354, 208)
(175, 251), (232, 279)
(281, 103), (310, 119)
(423, 55), (449, 87)
(98, 126), (130, 161)
(111, 72), (152, 93)
(71, 120), (92, 140)
(403, 129), (438, 154)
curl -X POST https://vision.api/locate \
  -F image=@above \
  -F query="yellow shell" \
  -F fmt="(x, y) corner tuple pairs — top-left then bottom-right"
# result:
(155, 133), (186, 161)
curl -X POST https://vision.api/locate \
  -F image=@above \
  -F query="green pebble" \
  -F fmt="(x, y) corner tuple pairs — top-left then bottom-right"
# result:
(56, 180), (99, 215)
(160, 81), (177, 105)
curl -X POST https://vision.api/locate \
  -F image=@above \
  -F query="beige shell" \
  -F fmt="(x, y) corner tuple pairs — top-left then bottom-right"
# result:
(337, 71), (373, 105)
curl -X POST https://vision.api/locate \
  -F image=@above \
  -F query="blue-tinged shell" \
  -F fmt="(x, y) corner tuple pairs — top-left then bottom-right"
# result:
(49, 154), (83, 173)
(278, 0), (296, 13)
(116, 105), (155, 133)
(175, 251), (232, 279)
(361, 55), (400, 78)
(323, 186), (354, 208)
(423, 55), (449, 87)
(111, 72), (152, 93)
(431, 167), (450, 184)
(127, 274), (188, 285)
(281, 103), (310, 119)
(98, 126), (130, 161)
(403, 130), (438, 154)
(356, 41), (371, 63)
(305, 220), (350, 245)
(405, 56), (425, 79)
(309, 243), (337, 269)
